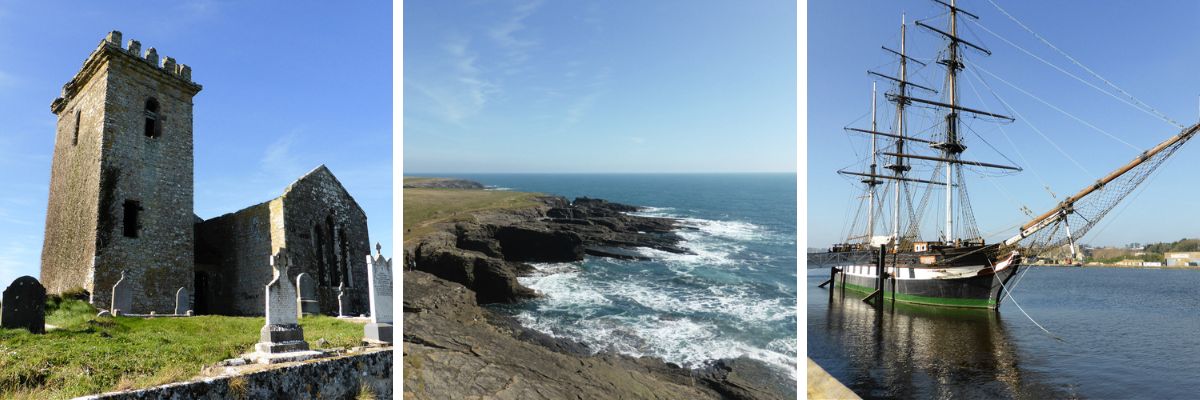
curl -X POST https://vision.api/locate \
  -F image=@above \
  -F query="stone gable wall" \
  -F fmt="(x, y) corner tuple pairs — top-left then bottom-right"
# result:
(281, 168), (371, 317)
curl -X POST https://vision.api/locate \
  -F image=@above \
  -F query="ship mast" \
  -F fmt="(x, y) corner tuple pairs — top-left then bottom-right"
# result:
(867, 82), (877, 240)
(943, 0), (960, 244)
(887, 14), (911, 250)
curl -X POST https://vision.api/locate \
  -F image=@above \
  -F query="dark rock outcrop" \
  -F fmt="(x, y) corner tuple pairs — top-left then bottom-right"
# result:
(404, 194), (793, 399)
(403, 270), (722, 399)
(697, 357), (796, 400)
(403, 178), (486, 189)
(409, 195), (686, 304)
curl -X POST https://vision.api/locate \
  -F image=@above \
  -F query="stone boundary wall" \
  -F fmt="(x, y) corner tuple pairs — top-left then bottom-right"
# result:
(78, 349), (392, 400)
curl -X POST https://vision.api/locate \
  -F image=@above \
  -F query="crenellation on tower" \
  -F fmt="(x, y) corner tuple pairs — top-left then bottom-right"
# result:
(143, 47), (158, 66)
(126, 39), (140, 56)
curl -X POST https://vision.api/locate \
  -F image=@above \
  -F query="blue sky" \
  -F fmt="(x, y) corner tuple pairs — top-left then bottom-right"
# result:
(808, 1), (1200, 248)
(0, 1), (391, 288)
(404, 0), (797, 173)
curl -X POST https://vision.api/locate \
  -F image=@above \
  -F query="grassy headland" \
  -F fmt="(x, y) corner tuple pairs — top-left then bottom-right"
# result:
(0, 297), (363, 399)
(403, 177), (541, 243)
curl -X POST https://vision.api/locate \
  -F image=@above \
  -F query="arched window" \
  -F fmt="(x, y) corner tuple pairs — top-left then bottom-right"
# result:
(144, 97), (161, 138)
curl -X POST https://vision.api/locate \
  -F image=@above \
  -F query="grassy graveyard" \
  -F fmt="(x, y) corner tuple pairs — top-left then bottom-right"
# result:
(0, 295), (365, 399)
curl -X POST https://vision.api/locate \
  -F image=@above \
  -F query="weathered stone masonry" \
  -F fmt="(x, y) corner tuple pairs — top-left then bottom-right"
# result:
(41, 31), (199, 314)
(194, 166), (370, 316)
(40, 31), (371, 317)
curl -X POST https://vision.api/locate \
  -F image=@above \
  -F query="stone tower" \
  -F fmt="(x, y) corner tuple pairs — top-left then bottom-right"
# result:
(41, 31), (201, 313)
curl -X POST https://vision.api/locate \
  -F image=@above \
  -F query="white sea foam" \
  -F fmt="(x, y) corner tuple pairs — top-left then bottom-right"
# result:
(484, 186), (513, 191)
(517, 312), (796, 379)
(520, 269), (612, 310)
(677, 217), (763, 241)
(508, 206), (797, 381)
(606, 280), (793, 324)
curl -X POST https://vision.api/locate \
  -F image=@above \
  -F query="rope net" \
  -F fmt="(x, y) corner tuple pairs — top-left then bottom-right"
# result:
(1018, 129), (1194, 256)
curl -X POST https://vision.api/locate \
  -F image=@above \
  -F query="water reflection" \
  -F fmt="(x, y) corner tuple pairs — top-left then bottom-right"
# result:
(812, 287), (1070, 399)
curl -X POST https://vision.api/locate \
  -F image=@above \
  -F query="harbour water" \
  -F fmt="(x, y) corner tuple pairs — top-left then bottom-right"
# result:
(808, 265), (1200, 399)
(441, 173), (798, 382)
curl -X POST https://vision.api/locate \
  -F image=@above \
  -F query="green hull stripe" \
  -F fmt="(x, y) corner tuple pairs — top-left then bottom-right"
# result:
(841, 282), (996, 308)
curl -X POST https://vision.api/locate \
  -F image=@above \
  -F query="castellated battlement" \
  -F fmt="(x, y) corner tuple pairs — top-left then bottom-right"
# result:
(52, 30), (201, 114)
(103, 30), (193, 82)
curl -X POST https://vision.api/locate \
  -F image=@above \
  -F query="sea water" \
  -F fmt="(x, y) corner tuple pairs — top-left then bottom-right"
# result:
(808, 266), (1200, 398)
(439, 173), (798, 381)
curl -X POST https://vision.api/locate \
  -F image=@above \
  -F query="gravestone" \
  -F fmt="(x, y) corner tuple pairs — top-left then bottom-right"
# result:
(1, 276), (46, 334)
(110, 270), (131, 316)
(255, 249), (309, 354)
(174, 287), (189, 315)
(364, 243), (393, 344)
(295, 273), (318, 318)
(336, 282), (346, 317)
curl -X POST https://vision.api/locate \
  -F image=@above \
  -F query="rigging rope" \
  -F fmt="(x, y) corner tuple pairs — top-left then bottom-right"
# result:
(972, 63), (1140, 151)
(968, 18), (1183, 129)
(960, 63), (1056, 206)
(992, 260), (1064, 341)
(983, 0), (1183, 129)
(965, 65), (1093, 177)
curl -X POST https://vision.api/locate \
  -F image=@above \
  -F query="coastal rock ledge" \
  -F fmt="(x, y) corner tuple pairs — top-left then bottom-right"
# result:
(404, 194), (793, 399)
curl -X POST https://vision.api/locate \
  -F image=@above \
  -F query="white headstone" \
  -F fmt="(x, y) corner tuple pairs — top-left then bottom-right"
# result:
(265, 252), (298, 326)
(174, 287), (189, 315)
(255, 249), (309, 354)
(364, 243), (393, 344)
(110, 270), (131, 316)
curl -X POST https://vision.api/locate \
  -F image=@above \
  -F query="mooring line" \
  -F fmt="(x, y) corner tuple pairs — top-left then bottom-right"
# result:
(992, 259), (1064, 342)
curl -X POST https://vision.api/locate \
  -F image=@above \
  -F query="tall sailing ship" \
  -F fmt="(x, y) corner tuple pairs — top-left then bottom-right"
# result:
(812, 0), (1200, 309)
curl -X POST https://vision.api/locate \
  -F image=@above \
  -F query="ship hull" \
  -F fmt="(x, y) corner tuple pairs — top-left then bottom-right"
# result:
(824, 247), (1021, 309)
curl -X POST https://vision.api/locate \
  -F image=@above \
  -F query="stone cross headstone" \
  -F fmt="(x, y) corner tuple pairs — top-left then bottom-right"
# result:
(1, 276), (46, 334)
(364, 243), (393, 344)
(336, 282), (346, 317)
(174, 287), (189, 315)
(295, 273), (318, 318)
(255, 249), (309, 353)
(110, 270), (131, 316)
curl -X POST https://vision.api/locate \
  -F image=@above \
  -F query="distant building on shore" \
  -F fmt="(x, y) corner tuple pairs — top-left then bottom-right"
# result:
(1165, 252), (1200, 267)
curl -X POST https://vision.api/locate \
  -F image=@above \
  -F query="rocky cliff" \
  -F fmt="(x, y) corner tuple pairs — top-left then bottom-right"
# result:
(403, 192), (791, 399)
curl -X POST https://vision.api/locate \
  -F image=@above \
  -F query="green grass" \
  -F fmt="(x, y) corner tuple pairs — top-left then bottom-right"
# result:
(0, 297), (364, 399)
(403, 187), (541, 243)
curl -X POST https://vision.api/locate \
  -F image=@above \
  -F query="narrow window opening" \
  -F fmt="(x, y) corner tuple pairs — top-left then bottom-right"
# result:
(72, 110), (81, 146)
(339, 227), (351, 287)
(143, 98), (161, 138)
(314, 224), (327, 286)
(325, 215), (338, 286)
(122, 200), (142, 238)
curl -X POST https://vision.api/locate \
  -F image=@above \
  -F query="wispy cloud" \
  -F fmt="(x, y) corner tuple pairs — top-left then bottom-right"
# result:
(563, 68), (610, 126)
(489, 0), (544, 73)
(0, 70), (17, 87)
(261, 130), (304, 179)
(411, 36), (495, 125)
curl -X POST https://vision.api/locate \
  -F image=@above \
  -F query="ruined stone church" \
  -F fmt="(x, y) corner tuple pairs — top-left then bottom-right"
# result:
(39, 31), (372, 316)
